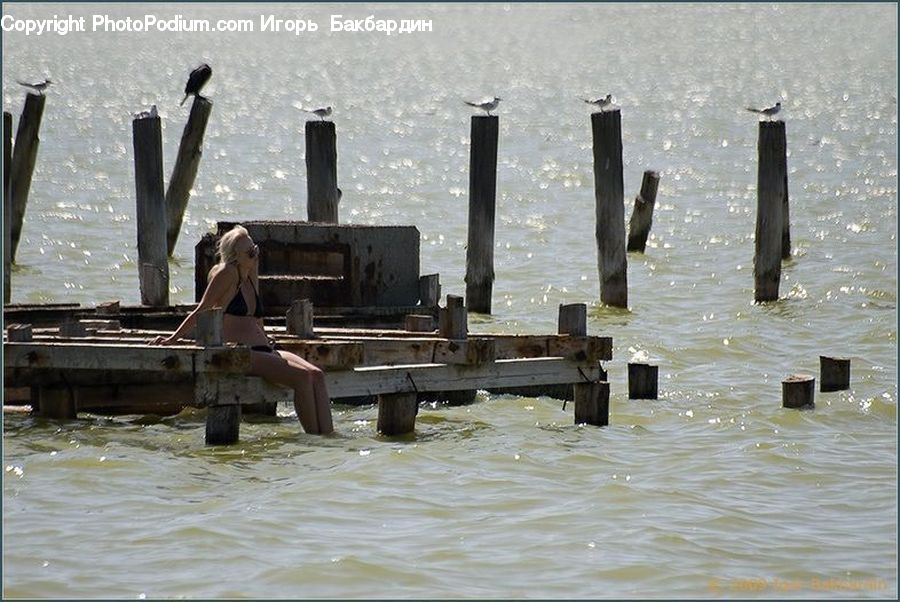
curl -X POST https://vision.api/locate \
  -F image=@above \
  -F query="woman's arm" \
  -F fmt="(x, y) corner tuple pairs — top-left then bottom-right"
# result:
(151, 264), (237, 345)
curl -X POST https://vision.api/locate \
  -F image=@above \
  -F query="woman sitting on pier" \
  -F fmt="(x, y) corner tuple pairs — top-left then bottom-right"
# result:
(151, 226), (334, 435)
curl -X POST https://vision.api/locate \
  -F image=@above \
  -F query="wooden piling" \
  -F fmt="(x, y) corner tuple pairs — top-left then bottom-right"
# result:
(558, 303), (588, 336)
(419, 274), (441, 307)
(36, 386), (77, 420)
(4, 111), (11, 304)
(196, 308), (223, 346)
(6, 323), (33, 342)
(439, 295), (467, 340)
(591, 109), (628, 307)
(196, 310), (239, 443)
(465, 115), (499, 314)
(166, 97), (212, 256)
(9, 93), (47, 262)
(782, 374), (815, 409)
(59, 320), (87, 338)
(405, 314), (435, 332)
(780, 124), (791, 261)
(820, 356), (850, 392)
(286, 299), (315, 338)
(626, 170), (660, 253)
(628, 363), (658, 399)
(754, 121), (786, 302)
(305, 120), (339, 223)
(574, 381), (609, 427)
(377, 392), (418, 435)
(132, 114), (170, 306)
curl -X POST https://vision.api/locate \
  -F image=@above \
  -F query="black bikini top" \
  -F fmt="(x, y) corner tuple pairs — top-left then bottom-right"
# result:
(225, 276), (264, 318)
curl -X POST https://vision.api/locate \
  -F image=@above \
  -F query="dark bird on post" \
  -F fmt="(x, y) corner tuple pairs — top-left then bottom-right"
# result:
(180, 64), (212, 106)
(746, 101), (781, 120)
(17, 78), (52, 94)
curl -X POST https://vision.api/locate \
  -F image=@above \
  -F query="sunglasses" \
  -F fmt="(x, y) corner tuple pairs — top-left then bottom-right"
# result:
(246, 244), (259, 259)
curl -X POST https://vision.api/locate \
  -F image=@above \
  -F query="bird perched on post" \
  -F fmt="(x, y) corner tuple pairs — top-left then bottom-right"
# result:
(303, 106), (333, 121)
(464, 96), (502, 116)
(746, 102), (782, 120)
(180, 63), (212, 106)
(17, 78), (52, 95)
(581, 94), (613, 111)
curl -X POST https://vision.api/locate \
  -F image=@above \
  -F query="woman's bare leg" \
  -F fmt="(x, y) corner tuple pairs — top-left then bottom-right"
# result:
(277, 351), (334, 434)
(250, 350), (321, 434)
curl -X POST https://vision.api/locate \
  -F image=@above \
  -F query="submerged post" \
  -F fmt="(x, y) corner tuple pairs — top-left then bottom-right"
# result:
(626, 170), (660, 253)
(4, 111), (12, 303)
(132, 113), (170, 306)
(820, 356), (850, 392)
(782, 374), (815, 409)
(628, 363), (659, 399)
(465, 115), (499, 314)
(9, 93), (47, 262)
(305, 120), (339, 223)
(166, 96), (213, 256)
(754, 121), (786, 302)
(591, 109), (628, 307)
(377, 392), (418, 436)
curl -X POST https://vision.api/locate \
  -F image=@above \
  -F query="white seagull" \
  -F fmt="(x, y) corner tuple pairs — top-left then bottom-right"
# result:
(581, 94), (613, 111)
(746, 101), (782, 120)
(464, 96), (502, 116)
(17, 78), (52, 94)
(304, 106), (333, 121)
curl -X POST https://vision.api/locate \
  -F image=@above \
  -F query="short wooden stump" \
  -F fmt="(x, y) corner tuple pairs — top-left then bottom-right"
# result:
(820, 356), (850, 392)
(628, 363), (658, 399)
(782, 374), (815, 409)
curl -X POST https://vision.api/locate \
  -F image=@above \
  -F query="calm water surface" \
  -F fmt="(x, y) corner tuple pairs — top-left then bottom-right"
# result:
(2, 3), (897, 598)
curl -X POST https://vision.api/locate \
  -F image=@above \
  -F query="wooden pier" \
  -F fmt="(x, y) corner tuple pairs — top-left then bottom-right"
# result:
(4, 302), (612, 444)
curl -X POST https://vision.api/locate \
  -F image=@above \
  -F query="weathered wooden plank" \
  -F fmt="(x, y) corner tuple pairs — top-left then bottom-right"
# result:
(325, 357), (602, 398)
(3, 342), (250, 373)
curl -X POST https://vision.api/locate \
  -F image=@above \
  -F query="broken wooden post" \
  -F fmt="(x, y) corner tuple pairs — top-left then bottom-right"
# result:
(405, 314), (434, 332)
(591, 109), (628, 307)
(820, 356), (850, 392)
(419, 274), (441, 307)
(626, 170), (660, 253)
(132, 113), (169, 306)
(377, 392), (418, 435)
(9, 93), (47, 262)
(783, 374), (815, 409)
(465, 115), (499, 314)
(754, 121), (786, 302)
(3, 111), (11, 304)
(574, 381), (610, 427)
(286, 299), (315, 338)
(96, 300), (120, 315)
(196, 308), (223, 345)
(439, 295), (467, 340)
(305, 120), (339, 223)
(166, 96), (213, 256)
(6, 323), (33, 342)
(558, 303), (587, 336)
(628, 363), (658, 399)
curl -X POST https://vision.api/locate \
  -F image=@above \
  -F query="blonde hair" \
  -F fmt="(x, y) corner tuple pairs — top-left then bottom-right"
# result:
(216, 225), (249, 266)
